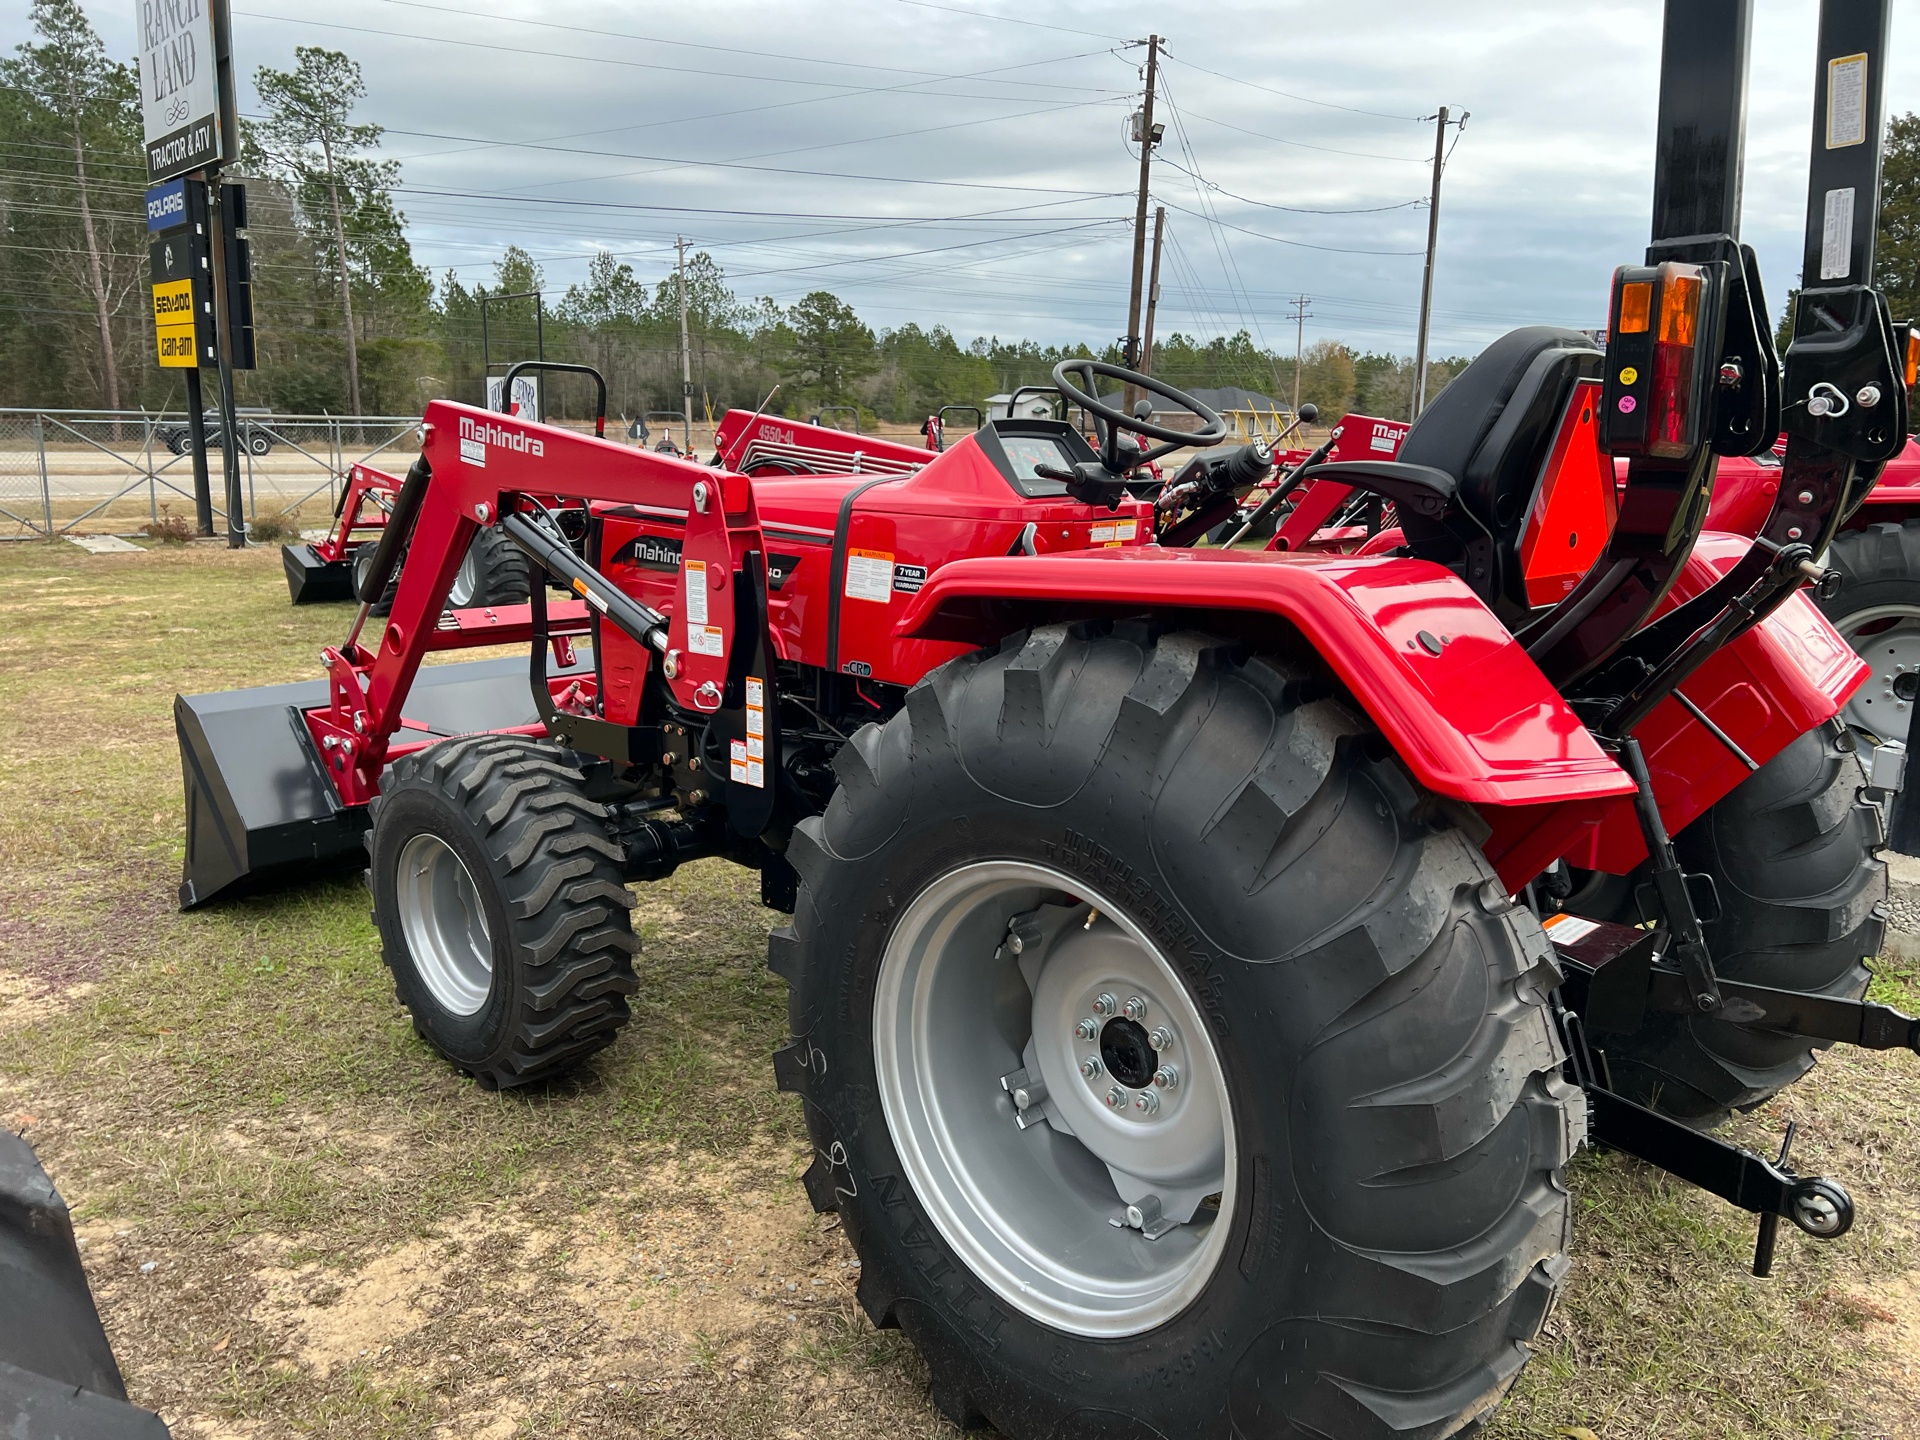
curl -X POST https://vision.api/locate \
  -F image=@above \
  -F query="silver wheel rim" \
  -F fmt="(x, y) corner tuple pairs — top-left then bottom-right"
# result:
(448, 543), (481, 607)
(395, 832), (493, 1016)
(872, 861), (1235, 1338)
(1834, 604), (1920, 740)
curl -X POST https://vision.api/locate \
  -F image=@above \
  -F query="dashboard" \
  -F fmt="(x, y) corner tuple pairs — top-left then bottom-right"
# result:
(975, 419), (1099, 498)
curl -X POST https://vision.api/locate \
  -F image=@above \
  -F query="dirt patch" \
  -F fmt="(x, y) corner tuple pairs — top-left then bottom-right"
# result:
(0, 969), (95, 1031)
(1842, 1270), (1920, 1434)
(256, 1237), (445, 1377)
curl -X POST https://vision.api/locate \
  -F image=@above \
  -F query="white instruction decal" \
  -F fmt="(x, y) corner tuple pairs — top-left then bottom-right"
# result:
(689, 624), (725, 657)
(1821, 187), (1855, 279)
(459, 436), (486, 467)
(1827, 53), (1867, 148)
(729, 739), (764, 789)
(1542, 913), (1601, 945)
(683, 559), (709, 626)
(845, 549), (894, 603)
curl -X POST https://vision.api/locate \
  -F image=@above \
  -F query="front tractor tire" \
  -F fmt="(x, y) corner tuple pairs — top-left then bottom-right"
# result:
(368, 734), (639, 1089)
(772, 622), (1584, 1440)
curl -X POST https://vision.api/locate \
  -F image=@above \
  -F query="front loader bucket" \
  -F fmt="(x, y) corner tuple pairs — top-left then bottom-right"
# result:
(177, 652), (589, 909)
(176, 674), (362, 909)
(282, 542), (354, 603)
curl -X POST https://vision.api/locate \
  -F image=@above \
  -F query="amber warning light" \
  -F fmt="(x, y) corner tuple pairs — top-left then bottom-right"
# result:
(1904, 326), (1919, 390)
(1599, 261), (1711, 460)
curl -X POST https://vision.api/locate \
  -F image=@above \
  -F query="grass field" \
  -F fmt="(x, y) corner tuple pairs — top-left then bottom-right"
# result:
(1, 538), (1916, 1440)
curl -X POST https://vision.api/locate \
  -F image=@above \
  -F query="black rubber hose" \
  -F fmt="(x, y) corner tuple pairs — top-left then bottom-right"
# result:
(357, 455), (430, 604)
(501, 512), (668, 648)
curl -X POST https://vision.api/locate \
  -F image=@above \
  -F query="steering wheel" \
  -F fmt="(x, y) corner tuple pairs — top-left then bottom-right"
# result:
(1051, 358), (1230, 471)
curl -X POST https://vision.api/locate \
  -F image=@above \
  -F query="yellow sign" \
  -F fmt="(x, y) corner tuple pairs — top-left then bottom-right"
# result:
(152, 279), (197, 368)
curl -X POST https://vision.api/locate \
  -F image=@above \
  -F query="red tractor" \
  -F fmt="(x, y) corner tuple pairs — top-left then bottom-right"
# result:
(175, 4), (1918, 1434)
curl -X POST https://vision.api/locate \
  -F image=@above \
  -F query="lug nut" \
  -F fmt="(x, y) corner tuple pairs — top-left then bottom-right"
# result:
(1124, 996), (1147, 1021)
(1075, 1018), (1098, 1041)
(1153, 1065), (1179, 1090)
(1132, 1090), (1160, 1116)
(1092, 993), (1117, 1016)
(1148, 1027), (1174, 1051)
(1104, 1086), (1125, 1108)
(1081, 1056), (1103, 1078)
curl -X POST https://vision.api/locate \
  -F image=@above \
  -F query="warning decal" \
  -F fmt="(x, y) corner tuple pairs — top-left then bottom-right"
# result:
(731, 674), (768, 788)
(1542, 913), (1601, 945)
(845, 549), (894, 603)
(684, 559), (709, 626)
(688, 624), (725, 657)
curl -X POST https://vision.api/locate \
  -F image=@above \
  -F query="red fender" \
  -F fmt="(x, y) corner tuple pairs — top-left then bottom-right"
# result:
(895, 547), (1633, 809)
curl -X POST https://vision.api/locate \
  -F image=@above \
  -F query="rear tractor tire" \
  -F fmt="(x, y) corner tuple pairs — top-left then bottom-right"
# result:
(367, 734), (639, 1088)
(772, 621), (1584, 1440)
(1569, 724), (1885, 1123)
(1818, 520), (1920, 744)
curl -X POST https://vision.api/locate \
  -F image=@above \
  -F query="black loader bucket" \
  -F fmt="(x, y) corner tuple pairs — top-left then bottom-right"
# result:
(177, 651), (588, 908)
(0, 1130), (172, 1437)
(282, 542), (355, 603)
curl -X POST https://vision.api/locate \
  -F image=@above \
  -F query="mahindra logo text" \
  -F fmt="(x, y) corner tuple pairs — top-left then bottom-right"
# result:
(458, 415), (544, 457)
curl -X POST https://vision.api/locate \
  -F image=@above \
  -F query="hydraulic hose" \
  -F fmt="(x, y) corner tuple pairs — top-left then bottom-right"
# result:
(501, 511), (670, 651)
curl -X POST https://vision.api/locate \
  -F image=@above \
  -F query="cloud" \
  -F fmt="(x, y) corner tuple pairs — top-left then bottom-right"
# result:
(33, 0), (1920, 355)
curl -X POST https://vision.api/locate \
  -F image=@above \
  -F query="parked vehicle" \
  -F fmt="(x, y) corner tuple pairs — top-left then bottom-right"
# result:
(157, 408), (276, 457)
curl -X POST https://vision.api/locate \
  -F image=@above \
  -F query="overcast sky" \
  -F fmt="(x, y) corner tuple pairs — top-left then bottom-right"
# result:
(28, 0), (1920, 356)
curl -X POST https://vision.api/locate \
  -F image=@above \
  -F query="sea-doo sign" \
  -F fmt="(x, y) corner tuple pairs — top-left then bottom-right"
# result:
(136, 0), (228, 182)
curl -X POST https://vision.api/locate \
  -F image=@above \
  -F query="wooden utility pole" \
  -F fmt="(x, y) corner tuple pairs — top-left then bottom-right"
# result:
(1287, 295), (1312, 418)
(1412, 106), (1451, 419)
(1140, 207), (1167, 375)
(1124, 35), (1161, 410)
(676, 236), (694, 451)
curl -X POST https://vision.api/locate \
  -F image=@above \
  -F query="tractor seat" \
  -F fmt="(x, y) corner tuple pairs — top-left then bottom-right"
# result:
(1299, 326), (1603, 616)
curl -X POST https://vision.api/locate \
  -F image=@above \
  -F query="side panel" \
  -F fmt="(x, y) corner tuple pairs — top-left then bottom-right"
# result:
(1525, 535), (1865, 879)
(898, 547), (1632, 807)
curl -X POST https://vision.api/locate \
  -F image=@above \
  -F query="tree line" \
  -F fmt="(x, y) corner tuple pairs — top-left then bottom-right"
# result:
(6, 0), (1913, 427)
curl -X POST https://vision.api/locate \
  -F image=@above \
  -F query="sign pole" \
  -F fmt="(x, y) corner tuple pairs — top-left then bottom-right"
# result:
(182, 364), (213, 534)
(139, 0), (243, 540)
(204, 178), (245, 547)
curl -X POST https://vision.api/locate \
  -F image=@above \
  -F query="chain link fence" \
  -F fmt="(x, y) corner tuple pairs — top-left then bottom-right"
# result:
(0, 409), (424, 539)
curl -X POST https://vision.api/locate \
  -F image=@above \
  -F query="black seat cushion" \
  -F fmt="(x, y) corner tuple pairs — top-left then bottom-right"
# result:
(1392, 326), (1603, 613)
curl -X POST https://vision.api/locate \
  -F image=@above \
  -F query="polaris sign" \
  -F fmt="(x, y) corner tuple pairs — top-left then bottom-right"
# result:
(136, 0), (228, 183)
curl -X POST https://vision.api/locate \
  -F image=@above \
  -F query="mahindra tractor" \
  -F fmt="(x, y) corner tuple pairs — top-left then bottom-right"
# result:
(172, 4), (1920, 1435)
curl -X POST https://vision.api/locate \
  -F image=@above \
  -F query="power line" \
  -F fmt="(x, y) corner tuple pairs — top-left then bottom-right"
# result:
(348, 0), (1130, 92)
(1171, 105), (1434, 164)
(885, 0), (1135, 43)
(1157, 53), (1427, 124)
(1153, 197), (1428, 257)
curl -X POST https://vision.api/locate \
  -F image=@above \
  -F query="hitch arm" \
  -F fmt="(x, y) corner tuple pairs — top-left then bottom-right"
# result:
(1586, 1087), (1854, 1274)
(1644, 966), (1920, 1055)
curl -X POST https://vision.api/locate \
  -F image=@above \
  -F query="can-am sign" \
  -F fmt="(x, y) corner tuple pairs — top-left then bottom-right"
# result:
(136, 0), (223, 182)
